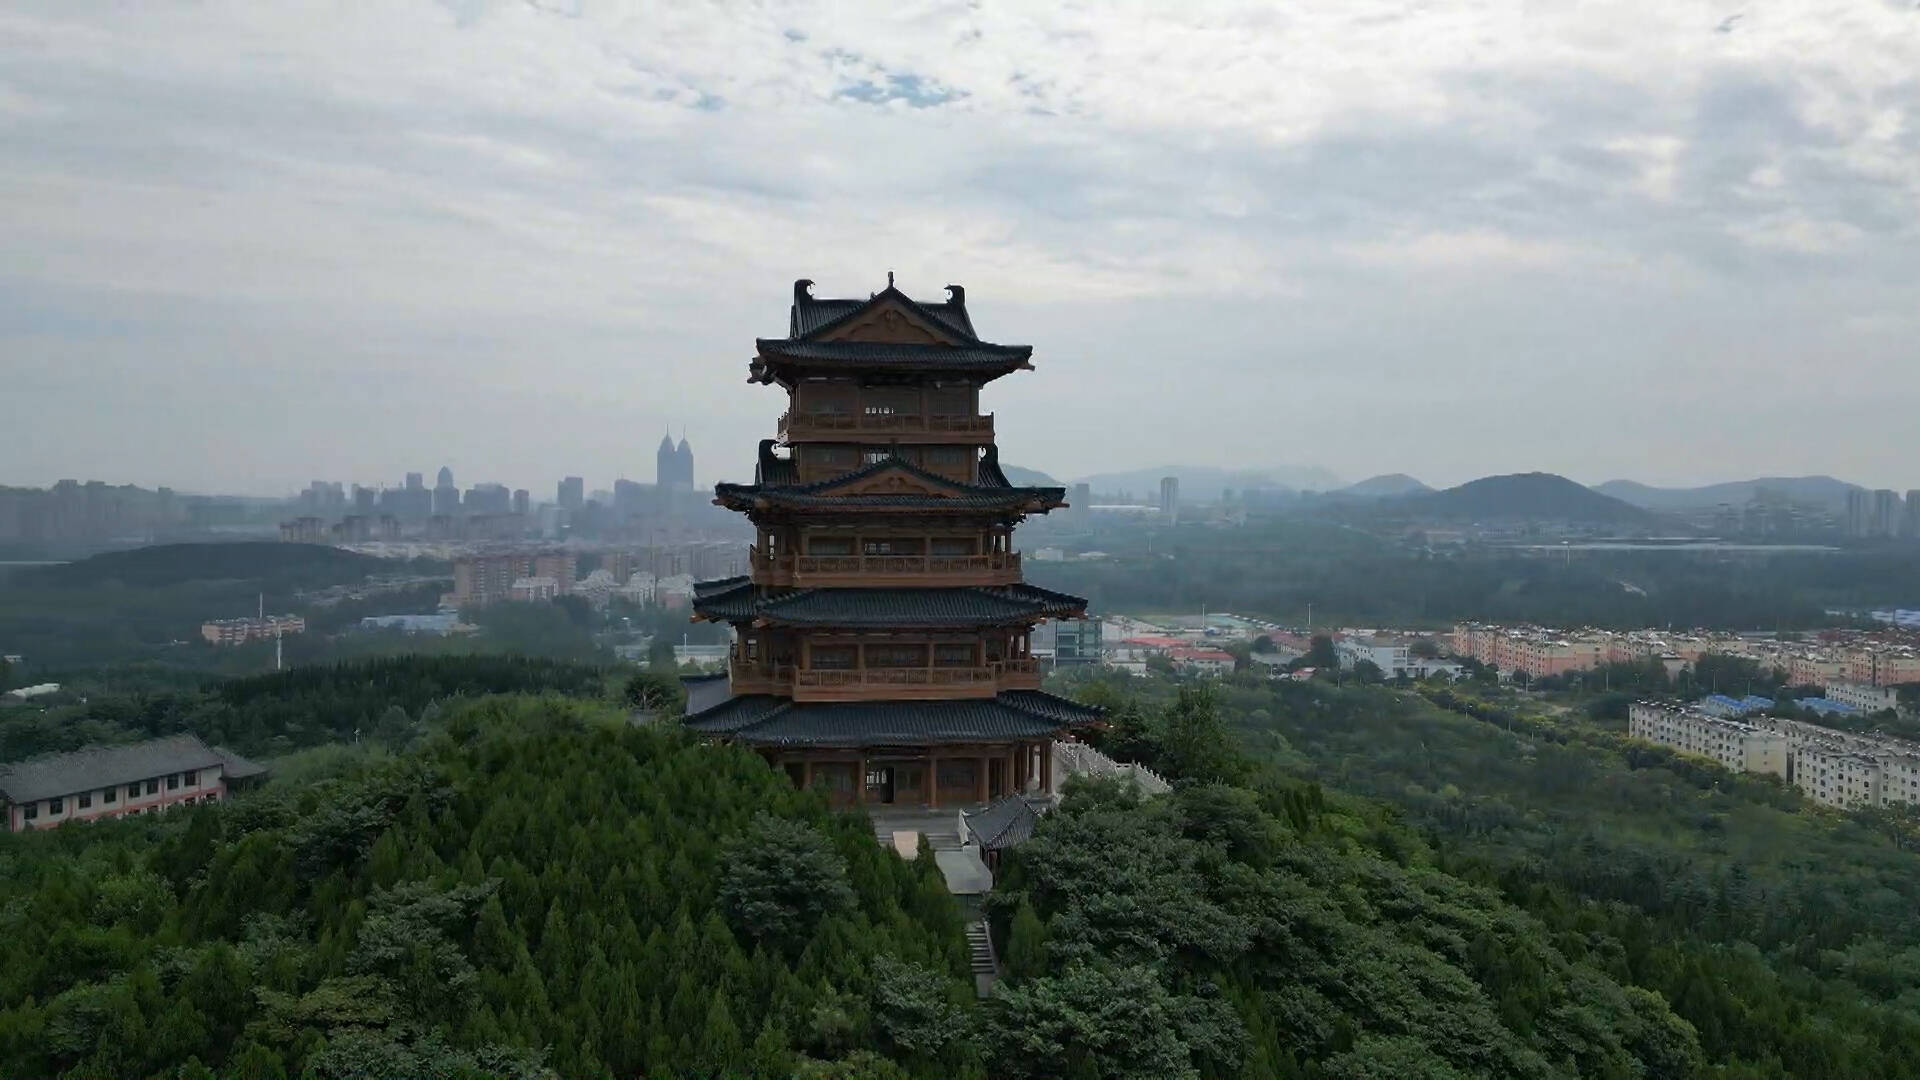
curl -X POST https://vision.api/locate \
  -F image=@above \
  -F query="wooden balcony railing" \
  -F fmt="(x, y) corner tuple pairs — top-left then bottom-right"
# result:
(777, 411), (994, 441)
(728, 658), (1043, 699)
(748, 547), (1021, 585)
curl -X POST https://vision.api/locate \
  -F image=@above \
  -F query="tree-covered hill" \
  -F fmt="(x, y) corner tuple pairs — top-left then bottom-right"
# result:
(0, 698), (975, 1079)
(1052, 671), (1920, 1078)
(1, 655), (612, 761)
(27, 543), (385, 590)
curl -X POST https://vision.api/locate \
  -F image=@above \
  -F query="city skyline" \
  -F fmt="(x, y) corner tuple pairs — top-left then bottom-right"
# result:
(6, 5), (1920, 491)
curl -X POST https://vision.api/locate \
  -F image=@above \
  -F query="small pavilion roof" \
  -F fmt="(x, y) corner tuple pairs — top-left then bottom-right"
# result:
(962, 793), (1050, 850)
(692, 580), (1088, 628)
(683, 689), (1104, 748)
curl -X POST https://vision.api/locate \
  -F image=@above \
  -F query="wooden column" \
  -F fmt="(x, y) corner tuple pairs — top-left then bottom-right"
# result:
(928, 753), (940, 809)
(976, 754), (988, 804)
(1041, 742), (1052, 795)
(802, 760), (814, 792)
(856, 756), (867, 805)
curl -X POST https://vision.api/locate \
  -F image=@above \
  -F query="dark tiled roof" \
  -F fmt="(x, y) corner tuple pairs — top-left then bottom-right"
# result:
(693, 582), (1088, 627)
(790, 281), (979, 342)
(963, 793), (1049, 850)
(681, 673), (733, 715)
(714, 454), (1067, 514)
(755, 440), (797, 486)
(0, 734), (261, 803)
(683, 689), (1103, 747)
(212, 747), (269, 781)
(755, 340), (1032, 369)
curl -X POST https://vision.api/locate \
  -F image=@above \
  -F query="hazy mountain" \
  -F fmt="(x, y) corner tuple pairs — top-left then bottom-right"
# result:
(1396, 472), (1656, 523)
(1339, 473), (1431, 498)
(1077, 464), (1342, 501)
(1594, 476), (1864, 513)
(998, 464), (1062, 487)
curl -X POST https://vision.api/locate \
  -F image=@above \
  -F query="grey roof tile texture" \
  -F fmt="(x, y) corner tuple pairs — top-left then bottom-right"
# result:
(693, 582), (1087, 627)
(682, 690), (1103, 747)
(0, 734), (263, 803)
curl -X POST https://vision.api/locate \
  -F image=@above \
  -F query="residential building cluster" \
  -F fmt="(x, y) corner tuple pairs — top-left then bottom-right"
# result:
(1843, 487), (1920, 539)
(1630, 701), (1920, 812)
(1451, 622), (1920, 696)
(200, 614), (306, 647)
(0, 734), (266, 832)
(445, 542), (744, 610)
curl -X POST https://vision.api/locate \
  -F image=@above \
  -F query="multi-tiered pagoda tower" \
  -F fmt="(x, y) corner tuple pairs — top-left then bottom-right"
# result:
(682, 277), (1102, 808)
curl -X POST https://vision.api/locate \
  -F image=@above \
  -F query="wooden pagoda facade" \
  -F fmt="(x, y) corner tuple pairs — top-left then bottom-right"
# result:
(682, 277), (1101, 808)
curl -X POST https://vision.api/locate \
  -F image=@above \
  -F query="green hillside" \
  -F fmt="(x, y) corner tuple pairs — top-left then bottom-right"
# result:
(28, 543), (382, 590)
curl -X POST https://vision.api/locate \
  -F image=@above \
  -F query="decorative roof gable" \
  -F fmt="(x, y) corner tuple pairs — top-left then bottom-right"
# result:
(790, 278), (978, 344)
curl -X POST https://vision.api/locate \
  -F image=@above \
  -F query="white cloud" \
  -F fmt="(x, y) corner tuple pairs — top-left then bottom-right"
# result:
(1, 0), (1918, 491)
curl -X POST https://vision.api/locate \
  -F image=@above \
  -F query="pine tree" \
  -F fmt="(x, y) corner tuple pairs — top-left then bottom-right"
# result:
(1005, 900), (1049, 980)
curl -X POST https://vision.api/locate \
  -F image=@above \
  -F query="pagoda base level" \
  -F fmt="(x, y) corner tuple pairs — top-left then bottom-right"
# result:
(765, 740), (1053, 810)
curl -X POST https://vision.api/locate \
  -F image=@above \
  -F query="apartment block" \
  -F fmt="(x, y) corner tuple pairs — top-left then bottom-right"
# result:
(1628, 702), (1787, 778)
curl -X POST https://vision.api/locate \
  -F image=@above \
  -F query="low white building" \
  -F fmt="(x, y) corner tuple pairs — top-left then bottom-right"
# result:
(1628, 702), (1788, 778)
(1794, 744), (1884, 809)
(1825, 682), (1900, 714)
(4, 683), (60, 701)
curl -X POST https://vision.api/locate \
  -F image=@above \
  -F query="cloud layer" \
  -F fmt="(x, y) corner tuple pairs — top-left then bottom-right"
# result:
(3, 1), (1917, 493)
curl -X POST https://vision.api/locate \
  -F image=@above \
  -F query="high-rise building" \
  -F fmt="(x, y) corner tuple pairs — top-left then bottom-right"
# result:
(558, 476), (584, 511)
(512, 489), (530, 516)
(433, 467), (459, 516)
(657, 431), (695, 489)
(1872, 489), (1901, 538)
(1071, 482), (1091, 520)
(1847, 488), (1870, 538)
(1159, 476), (1179, 523)
(1905, 491), (1920, 539)
(405, 472), (425, 491)
(682, 276), (1099, 808)
(352, 485), (376, 514)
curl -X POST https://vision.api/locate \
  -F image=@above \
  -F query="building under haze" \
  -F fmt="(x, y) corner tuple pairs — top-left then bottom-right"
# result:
(656, 431), (695, 489)
(558, 476), (584, 511)
(681, 276), (1100, 807)
(1159, 476), (1180, 523)
(433, 466), (459, 516)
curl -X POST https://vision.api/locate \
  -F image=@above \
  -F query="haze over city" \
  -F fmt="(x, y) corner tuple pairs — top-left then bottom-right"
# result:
(6, 2), (1919, 495)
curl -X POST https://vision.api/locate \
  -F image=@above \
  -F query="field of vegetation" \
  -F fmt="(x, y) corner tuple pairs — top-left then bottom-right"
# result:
(1059, 668), (1920, 1077)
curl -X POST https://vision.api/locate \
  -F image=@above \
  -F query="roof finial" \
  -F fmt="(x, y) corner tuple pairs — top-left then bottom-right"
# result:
(887, 270), (894, 288)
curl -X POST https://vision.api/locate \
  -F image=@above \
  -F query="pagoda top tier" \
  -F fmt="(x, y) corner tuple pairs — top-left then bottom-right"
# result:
(750, 277), (1035, 387)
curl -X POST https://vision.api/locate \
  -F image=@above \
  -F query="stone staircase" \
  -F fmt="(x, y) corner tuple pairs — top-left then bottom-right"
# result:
(868, 809), (965, 853)
(965, 919), (998, 997)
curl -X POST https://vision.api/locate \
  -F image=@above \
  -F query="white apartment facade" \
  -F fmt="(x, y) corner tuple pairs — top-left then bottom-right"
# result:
(1628, 702), (1787, 778)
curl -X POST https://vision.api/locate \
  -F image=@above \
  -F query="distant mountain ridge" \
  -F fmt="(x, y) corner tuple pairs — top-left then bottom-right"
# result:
(1594, 476), (1864, 513)
(1339, 474), (1431, 498)
(997, 465), (1061, 488)
(1395, 472), (1657, 523)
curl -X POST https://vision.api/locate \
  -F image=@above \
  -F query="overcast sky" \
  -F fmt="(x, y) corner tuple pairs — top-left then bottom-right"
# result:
(3, 1), (1918, 496)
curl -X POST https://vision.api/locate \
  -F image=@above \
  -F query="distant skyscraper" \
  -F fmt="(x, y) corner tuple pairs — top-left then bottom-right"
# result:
(352, 485), (376, 513)
(1159, 476), (1179, 523)
(405, 472), (424, 491)
(1071, 482), (1091, 519)
(558, 476), (584, 511)
(433, 466), (459, 516)
(1906, 491), (1920, 539)
(1873, 489), (1901, 538)
(657, 429), (694, 489)
(512, 489), (530, 516)
(1846, 488), (1869, 538)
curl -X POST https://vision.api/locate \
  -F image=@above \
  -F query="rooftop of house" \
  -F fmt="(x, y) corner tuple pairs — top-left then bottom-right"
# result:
(0, 734), (265, 804)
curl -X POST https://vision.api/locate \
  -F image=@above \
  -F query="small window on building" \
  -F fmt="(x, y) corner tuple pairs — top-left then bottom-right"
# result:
(49, 797), (63, 814)
(167, 774), (181, 790)
(145, 779), (159, 796)
(182, 770), (197, 787)
(103, 787), (117, 804)
(78, 793), (92, 810)
(862, 448), (892, 465)
(23, 804), (38, 821)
